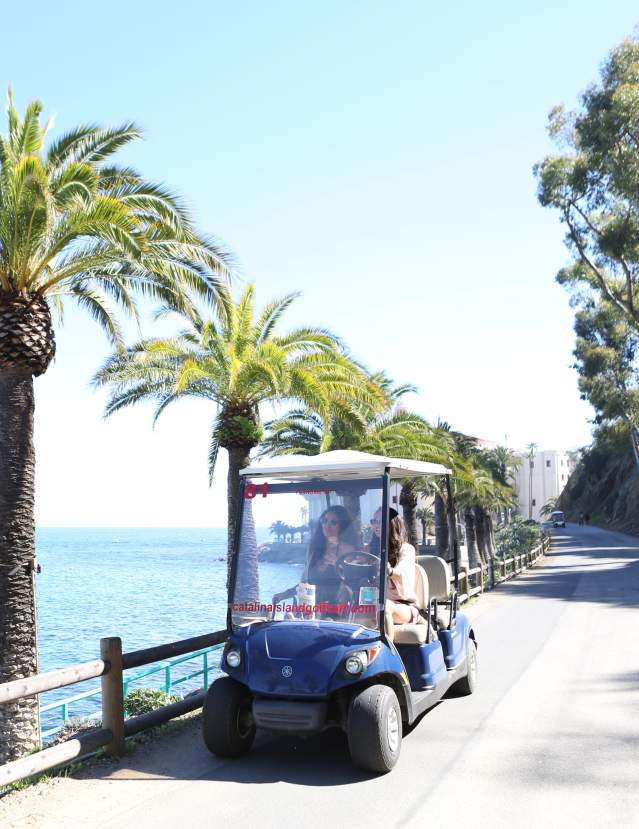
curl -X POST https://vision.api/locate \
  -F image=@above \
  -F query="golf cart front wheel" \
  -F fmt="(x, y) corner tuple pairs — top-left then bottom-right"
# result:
(202, 676), (255, 758)
(347, 684), (402, 773)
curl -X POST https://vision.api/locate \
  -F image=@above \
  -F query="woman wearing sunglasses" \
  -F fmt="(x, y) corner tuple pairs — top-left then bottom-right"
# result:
(305, 506), (356, 604)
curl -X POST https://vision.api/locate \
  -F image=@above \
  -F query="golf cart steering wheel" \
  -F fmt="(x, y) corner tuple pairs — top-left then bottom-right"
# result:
(336, 550), (380, 583)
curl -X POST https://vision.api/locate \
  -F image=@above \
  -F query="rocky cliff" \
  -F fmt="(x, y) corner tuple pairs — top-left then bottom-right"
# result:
(559, 437), (639, 533)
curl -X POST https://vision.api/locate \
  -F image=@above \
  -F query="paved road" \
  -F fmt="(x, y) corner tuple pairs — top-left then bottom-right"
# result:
(3, 524), (639, 829)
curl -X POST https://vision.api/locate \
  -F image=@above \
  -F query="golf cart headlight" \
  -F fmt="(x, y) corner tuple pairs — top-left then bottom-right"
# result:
(226, 649), (241, 668)
(345, 651), (368, 675)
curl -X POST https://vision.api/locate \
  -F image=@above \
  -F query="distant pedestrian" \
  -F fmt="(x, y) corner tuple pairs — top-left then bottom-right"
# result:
(579, 512), (584, 526)
(585, 512), (591, 525)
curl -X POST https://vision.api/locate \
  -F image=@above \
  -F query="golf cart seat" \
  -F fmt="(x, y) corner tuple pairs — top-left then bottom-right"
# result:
(418, 555), (453, 629)
(392, 563), (429, 645)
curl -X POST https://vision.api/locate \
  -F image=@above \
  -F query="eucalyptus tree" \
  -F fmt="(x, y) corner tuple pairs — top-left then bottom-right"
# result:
(0, 93), (228, 763)
(573, 297), (639, 469)
(95, 283), (381, 570)
(536, 36), (639, 334)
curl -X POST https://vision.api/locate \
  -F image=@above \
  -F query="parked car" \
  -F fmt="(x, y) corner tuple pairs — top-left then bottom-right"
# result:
(550, 510), (566, 528)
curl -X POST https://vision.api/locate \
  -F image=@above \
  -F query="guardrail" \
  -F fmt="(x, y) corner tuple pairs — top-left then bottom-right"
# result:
(0, 630), (226, 789)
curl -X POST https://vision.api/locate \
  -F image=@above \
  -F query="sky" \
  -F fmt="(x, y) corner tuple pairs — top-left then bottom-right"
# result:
(2, 1), (638, 526)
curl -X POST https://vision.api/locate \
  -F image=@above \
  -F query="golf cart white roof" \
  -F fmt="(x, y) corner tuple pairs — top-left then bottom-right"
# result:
(240, 450), (451, 480)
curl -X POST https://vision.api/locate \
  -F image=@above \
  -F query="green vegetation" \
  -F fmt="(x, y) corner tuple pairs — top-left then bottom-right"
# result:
(0, 92), (228, 765)
(495, 517), (543, 559)
(124, 688), (179, 717)
(94, 281), (382, 590)
(0, 87), (526, 766)
(536, 32), (639, 520)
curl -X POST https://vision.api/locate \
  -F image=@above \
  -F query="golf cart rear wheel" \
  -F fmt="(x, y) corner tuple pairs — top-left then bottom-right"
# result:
(202, 676), (255, 758)
(450, 638), (477, 696)
(347, 684), (402, 773)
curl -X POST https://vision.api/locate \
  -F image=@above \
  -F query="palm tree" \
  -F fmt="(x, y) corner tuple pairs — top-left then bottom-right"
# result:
(434, 425), (517, 572)
(94, 283), (380, 577)
(269, 521), (287, 543)
(415, 506), (434, 545)
(0, 93), (228, 763)
(482, 445), (521, 522)
(260, 375), (455, 546)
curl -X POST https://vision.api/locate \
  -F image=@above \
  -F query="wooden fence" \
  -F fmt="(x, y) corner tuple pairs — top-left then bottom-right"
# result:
(0, 630), (226, 789)
(455, 536), (550, 604)
(0, 534), (551, 789)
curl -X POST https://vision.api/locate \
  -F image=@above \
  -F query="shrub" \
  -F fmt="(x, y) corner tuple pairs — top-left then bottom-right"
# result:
(49, 716), (102, 746)
(124, 688), (179, 717)
(495, 517), (543, 558)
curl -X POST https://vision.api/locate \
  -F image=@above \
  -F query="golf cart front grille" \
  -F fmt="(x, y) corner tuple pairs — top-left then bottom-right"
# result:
(252, 699), (328, 732)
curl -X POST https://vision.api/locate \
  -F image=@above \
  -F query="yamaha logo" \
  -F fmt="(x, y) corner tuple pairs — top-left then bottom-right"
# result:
(281, 665), (293, 678)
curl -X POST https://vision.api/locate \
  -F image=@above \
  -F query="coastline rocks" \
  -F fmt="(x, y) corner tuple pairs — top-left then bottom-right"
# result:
(258, 542), (307, 564)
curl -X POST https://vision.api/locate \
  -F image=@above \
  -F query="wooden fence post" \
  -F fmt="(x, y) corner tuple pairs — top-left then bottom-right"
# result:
(100, 637), (125, 756)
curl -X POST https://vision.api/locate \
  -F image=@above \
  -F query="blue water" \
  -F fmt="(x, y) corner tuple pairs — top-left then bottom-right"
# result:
(35, 527), (268, 735)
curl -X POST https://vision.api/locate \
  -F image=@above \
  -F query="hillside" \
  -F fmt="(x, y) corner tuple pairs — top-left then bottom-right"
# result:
(559, 432), (639, 533)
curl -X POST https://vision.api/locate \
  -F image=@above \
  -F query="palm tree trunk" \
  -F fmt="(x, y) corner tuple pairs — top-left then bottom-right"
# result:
(400, 484), (418, 548)
(0, 368), (40, 763)
(472, 506), (487, 565)
(226, 445), (252, 572)
(434, 493), (448, 558)
(464, 507), (480, 569)
(485, 512), (496, 559)
(344, 490), (364, 546)
(235, 498), (259, 603)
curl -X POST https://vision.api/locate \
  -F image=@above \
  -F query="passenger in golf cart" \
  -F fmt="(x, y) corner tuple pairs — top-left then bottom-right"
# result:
(203, 451), (477, 774)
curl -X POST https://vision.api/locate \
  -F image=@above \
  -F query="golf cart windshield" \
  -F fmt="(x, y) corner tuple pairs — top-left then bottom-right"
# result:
(231, 476), (384, 631)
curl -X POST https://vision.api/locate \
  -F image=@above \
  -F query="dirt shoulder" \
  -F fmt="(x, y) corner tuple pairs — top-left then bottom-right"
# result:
(0, 713), (205, 829)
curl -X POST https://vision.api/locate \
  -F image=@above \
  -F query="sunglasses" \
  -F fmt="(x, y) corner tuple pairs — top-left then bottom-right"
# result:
(371, 517), (382, 525)
(321, 517), (340, 526)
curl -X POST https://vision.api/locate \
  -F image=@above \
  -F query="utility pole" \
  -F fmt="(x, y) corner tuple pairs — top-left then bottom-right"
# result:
(526, 442), (537, 520)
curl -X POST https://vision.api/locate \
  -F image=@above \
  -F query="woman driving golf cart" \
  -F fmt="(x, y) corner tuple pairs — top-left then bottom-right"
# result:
(304, 506), (357, 603)
(272, 505), (360, 611)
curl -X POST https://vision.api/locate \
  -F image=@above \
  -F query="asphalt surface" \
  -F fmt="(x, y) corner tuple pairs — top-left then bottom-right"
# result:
(3, 523), (639, 829)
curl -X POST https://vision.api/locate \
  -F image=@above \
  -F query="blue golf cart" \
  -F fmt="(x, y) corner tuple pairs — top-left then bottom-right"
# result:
(202, 450), (477, 773)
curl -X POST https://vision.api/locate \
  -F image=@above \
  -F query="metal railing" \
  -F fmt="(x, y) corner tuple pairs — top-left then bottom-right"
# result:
(39, 644), (223, 740)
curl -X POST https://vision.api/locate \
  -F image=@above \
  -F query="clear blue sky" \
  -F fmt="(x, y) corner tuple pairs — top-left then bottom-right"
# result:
(3, 1), (637, 526)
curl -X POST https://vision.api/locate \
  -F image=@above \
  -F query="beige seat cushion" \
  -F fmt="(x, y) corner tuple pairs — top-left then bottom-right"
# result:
(393, 624), (428, 644)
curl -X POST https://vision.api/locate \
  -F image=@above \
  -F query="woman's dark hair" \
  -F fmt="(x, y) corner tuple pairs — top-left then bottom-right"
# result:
(308, 505), (355, 568)
(368, 507), (403, 562)
(387, 509), (405, 567)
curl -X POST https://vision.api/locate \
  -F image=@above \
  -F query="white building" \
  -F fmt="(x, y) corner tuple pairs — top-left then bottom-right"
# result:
(513, 449), (578, 521)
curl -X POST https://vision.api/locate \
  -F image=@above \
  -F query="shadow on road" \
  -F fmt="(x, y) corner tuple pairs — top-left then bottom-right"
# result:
(96, 702), (443, 787)
(491, 525), (639, 610)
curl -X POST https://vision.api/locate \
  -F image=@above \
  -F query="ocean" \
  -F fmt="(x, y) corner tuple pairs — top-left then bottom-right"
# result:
(35, 527), (269, 736)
